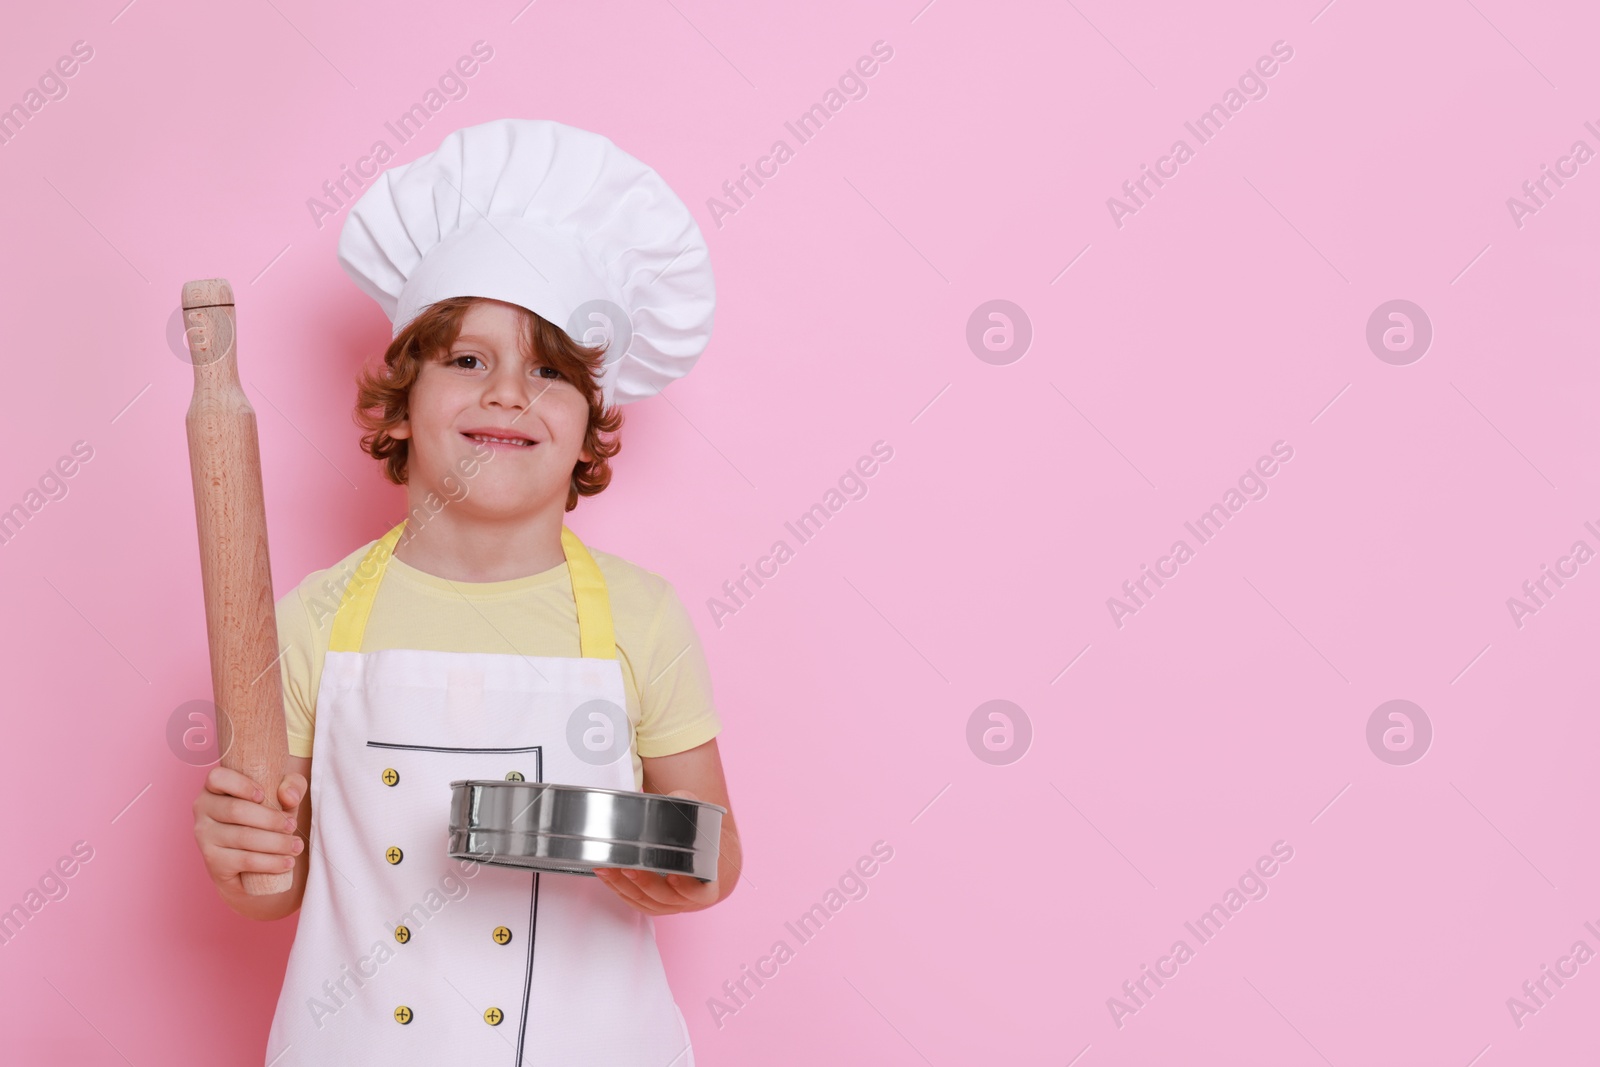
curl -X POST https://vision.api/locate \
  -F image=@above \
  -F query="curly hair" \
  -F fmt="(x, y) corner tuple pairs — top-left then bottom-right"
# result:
(353, 296), (624, 511)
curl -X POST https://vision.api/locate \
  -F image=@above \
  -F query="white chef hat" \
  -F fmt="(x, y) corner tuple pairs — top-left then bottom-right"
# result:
(336, 118), (715, 407)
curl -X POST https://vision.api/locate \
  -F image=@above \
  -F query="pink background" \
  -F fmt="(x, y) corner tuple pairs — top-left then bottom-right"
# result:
(1, 0), (1596, 1063)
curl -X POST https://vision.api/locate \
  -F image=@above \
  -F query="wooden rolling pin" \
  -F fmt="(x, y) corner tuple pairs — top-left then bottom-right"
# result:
(182, 278), (293, 896)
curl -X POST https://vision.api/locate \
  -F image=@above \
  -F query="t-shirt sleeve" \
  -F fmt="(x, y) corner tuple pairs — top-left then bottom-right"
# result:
(633, 578), (723, 758)
(276, 584), (319, 759)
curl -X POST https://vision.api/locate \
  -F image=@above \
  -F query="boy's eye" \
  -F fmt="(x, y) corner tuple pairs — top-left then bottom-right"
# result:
(450, 354), (483, 370)
(534, 365), (563, 380)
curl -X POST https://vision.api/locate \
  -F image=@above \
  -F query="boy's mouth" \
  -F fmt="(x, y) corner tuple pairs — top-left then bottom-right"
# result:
(462, 430), (537, 448)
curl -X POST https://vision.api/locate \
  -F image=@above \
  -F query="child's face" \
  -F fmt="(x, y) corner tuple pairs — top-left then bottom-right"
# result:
(390, 299), (594, 518)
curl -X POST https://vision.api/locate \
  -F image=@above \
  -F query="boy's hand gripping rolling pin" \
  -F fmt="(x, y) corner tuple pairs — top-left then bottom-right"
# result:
(182, 278), (293, 896)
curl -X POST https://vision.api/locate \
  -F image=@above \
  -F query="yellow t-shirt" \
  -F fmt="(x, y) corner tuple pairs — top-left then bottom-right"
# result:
(274, 535), (722, 792)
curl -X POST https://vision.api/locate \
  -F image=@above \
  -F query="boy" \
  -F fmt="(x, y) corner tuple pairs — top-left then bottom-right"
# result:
(190, 119), (738, 1065)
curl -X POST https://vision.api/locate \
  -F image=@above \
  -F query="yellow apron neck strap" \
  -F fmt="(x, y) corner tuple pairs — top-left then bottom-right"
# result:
(561, 524), (617, 660)
(326, 520), (616, 659)
(326, 521), (405, 654)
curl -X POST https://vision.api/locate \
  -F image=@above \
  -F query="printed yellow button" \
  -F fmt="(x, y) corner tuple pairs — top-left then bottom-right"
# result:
(493, 926), (512, 945)
(505, 771), (525, 782)
(382, 768), (400, 786)
(484, 1006), (504, 1026)
(386, 846), (403, 865)
(394, 1005), (413, 1025)
(394, 925), (411, 944)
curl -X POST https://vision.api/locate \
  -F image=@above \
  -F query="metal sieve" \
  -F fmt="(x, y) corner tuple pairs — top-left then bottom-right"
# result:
(448, 779), (726, 881)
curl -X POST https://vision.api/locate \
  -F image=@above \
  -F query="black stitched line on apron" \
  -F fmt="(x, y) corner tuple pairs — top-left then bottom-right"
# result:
(515, 747), (544, 1066)
(366, 742), (543, 753)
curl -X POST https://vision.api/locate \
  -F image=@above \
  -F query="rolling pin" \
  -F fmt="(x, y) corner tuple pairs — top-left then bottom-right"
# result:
(182, 278), (293, 896)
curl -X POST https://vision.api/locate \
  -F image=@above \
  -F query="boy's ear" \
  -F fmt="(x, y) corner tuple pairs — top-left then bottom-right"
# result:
(389, 414), (411, 440)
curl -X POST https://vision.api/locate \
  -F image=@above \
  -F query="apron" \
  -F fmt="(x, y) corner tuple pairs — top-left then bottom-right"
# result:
(265, 520), (694, 1067)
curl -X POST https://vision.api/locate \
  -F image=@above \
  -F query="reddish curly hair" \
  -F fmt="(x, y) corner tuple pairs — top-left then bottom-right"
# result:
(353, 296), (624, 511)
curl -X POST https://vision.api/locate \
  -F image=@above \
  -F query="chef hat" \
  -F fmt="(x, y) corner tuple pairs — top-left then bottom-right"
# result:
(336, 118), (715, 407)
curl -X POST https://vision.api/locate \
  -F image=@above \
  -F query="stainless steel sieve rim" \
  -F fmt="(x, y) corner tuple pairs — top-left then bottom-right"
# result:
(448, 778), (729, 814)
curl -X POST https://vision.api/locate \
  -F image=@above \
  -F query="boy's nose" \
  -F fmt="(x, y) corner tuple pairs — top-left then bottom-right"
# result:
(483, 371), (535, 409)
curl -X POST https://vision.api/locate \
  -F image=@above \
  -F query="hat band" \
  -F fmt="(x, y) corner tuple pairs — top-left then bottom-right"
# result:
(393, 218), (621, 341)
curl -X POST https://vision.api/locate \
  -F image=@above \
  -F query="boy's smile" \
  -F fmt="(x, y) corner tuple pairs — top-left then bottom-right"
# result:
(460, 427), (538, 448)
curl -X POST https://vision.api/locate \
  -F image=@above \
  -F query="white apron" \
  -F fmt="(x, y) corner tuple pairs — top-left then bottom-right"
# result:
(265, 520), (694, 1066)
